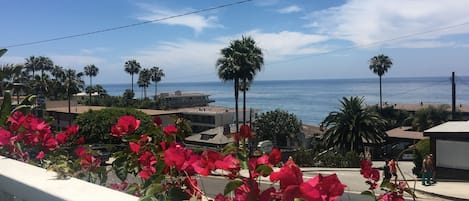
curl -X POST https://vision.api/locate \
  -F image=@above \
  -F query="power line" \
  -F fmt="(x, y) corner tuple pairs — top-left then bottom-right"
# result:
(3, 0), (253, 48)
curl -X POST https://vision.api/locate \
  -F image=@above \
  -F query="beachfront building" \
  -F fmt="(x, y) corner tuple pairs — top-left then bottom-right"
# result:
(158, 91), (214, 109)
(424, 121), (469, 179)
(175, 106), (235, 133)
(184, 125), (235, 151)
(383, 127), (426, 160)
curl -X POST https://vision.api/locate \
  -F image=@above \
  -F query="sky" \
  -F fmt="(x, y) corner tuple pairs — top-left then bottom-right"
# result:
(2, 0), (469, 84)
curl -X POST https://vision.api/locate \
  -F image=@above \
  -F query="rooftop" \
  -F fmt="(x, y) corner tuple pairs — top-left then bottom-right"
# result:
(386, 126), (426, 140)
(391, 103), (469, 113)
(424, 121), (469, 134)
(46, 106), (179, 116)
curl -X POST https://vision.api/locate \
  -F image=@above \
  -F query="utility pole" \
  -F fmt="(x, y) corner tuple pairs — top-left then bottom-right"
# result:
(452, 72), (456, 120)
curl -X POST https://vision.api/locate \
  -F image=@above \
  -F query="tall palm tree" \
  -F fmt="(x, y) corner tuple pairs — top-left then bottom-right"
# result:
(150, 66), (165, 99)
(84, 64), (99, 105)
(0, 49), (7, 58)
(138, 68), (151, 99)
(24, 56), (40, 78)
(369, 54), (393, 111)
(216, 44), (240, 134)
(64, 69), (84, 125)
(321, 96), (387, 154)
(233, 36), (264, 125)
(124, 60), (141, 94)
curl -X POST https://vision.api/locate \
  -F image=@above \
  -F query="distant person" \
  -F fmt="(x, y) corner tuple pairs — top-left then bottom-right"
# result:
(429, 154), (436, 183)
(388, 158), (398, 183)
(383, 159), (392, 181)
(421, 155), (432, 186)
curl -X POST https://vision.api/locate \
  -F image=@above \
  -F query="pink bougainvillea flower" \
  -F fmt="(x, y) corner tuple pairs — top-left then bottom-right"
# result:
(163, 124), (178, 136)
(270, 158), (304, 190)
(110, 182), (128, 192)
(193, 150), (223, 176)
(75, 146), (86, 157)
(76, 136), (85, 144)
(129, 142), (140, 153)
(138, 165), (156, 179)
(164, 142), (187, 170)
(65, 125), (79, 136)
(0, 128), (12, 145)
(234, 178), (260, 201)
(239, 125), (253, 139)
(55, 132), (69, 145)
(259, 187), (277, 201)
(298, 174), (347, 201)
(138, 135), (149, 144)
(215, 154), (240, 173)
(42, 133), (58, 151)
(214, 194), (233, 201)
(110, 116), (140, 138)
(153, 116), (163, 126)
(36, 151), (45, 160)
(378, 192), (405, 201)
(81, 153), (101, 170)
(269, 148), (282, 165)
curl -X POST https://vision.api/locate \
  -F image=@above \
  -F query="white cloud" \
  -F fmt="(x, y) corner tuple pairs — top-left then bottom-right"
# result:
(306, 0), (469, 48)
(137, 4), (220, 33)
(80, 47), (110, 54)
(278, 5), (302, 14)
(0, 56), (25, 64)
(125, 30), (330, 81)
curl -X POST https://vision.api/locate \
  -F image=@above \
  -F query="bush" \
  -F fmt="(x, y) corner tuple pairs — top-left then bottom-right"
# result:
(344, 151), (361, 168)
(291, 148), (315, 167)
(412, 139), (430, 177)
(75, 107), (154, 144)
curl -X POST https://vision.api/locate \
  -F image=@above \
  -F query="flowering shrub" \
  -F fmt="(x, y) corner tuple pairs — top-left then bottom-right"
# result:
(0, 110), (347, 201)
(360, 160), (415, 201)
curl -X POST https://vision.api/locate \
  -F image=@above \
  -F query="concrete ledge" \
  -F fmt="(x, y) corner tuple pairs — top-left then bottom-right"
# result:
(0, 156), (138, 201)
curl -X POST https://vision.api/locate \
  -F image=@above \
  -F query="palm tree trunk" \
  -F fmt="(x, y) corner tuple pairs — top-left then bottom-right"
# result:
(379, 75), (382, 112)
(89, 76), (92, 105)
(234, 78), (239, 133)
(243, 78), (247, 126)
(131, 73), (134, 94)
(144, 86), (147, 99)
(154, 83), (158, 100)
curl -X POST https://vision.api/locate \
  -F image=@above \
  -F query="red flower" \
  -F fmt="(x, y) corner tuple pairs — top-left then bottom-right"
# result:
(65, 125), (79, 136)
(110, 182), (128, 192)
(163, 124), (178, 136)
(239, 125), (253, 139)
(36, 151), (45, 160)
(75, 146), (86, 157)
(215, 154), (240, 173)
(138, 135), (149, 144)
(153, 116), (163, 126)
(378, 192), (405, 201)
(110, 116), (140, 138)
(270, 159), (304, 189)
(269, 148), (282, 165)
(0, 128), (12, 145)
(235, 178), (260, 201)
(137, 151), (157, 179)
(42, 133), (58, 151)
(138, 166), (156, 179)
(55, 132), (68, 145)
(129, 142), (140, 153)
(164, 142), (187, 170)
(192, 150), (223, 176)
(76, 136), (85, 144)
(214, 194), (233, 201)
(81, 153), (101, 170)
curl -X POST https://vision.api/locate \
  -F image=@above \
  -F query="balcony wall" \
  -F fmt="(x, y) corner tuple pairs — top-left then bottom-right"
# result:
(0, 156), (137, 201)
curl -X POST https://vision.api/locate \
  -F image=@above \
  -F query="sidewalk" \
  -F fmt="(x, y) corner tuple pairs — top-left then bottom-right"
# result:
(412, 180), (469, 200)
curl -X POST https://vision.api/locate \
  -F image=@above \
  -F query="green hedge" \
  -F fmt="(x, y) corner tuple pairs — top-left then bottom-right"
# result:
(75, 107), (154, 144)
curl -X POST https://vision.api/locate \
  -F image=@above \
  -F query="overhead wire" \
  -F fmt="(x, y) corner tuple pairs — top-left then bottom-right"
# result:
(2, 0), (254, 48)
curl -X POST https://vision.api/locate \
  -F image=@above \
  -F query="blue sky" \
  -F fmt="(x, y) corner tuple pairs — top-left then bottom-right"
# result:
(2, 0), (469, 84)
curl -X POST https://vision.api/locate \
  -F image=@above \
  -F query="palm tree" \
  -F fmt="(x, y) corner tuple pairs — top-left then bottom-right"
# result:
(24, 56), (40, 78)
(138, 68), (151, 99)
(216, 44), (240, 134)
(64, 69), (84, 125)
(150, 66), (165, 99)
(369, 54), (393, 111)
(124, 60), (141, 94)
(321, 96), (387, 154)
(0, 49), (7, 58)
(84, 64), (99, 105)
(234, 36), (264, 125)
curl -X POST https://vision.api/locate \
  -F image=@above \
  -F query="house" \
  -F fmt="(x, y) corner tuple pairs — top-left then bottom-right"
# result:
(424, 121), (469, 179)
(184, 125), (234, 151)
(158, 91), (214, 109)
(383, 127), (426, 159)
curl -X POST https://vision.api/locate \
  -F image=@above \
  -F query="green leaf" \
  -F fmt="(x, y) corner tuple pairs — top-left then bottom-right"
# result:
(361, 190), (374, 197)
(0, 91), (11, 127)
(237, 151), (249, 169)
(166, 187), (190, 201)
(126, 183), (139, 195)
(255, 164), (273, 176)
(0, 49), (7, 57)
(112, 156), (128, 182)
(380, 179), (395, 190)
(145, 184), (163, 196)
(222, 143), (237, 155)
(224, 180), (243, 195)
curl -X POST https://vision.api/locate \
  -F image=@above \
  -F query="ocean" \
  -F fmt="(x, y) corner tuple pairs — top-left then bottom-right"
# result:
(102, 76), (469, 125)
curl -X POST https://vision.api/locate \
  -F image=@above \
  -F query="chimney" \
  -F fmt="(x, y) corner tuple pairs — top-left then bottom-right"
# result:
(223, 124), (230, 135)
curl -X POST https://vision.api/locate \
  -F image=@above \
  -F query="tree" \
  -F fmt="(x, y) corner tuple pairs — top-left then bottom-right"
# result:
(124, 59), (141, 94)
(321, 96), (387, 154)
(411, 105), (450, 132)
(138, 68), (151, 99)
(369, 54), (393, 112)
(254, 109), (301, 148)
(84, 64), (99, 105)
(216, 36), (264, 135)
(64, 69), (84, 125)
(232, 36), (264, 125)
(150, 66), (165, 99)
